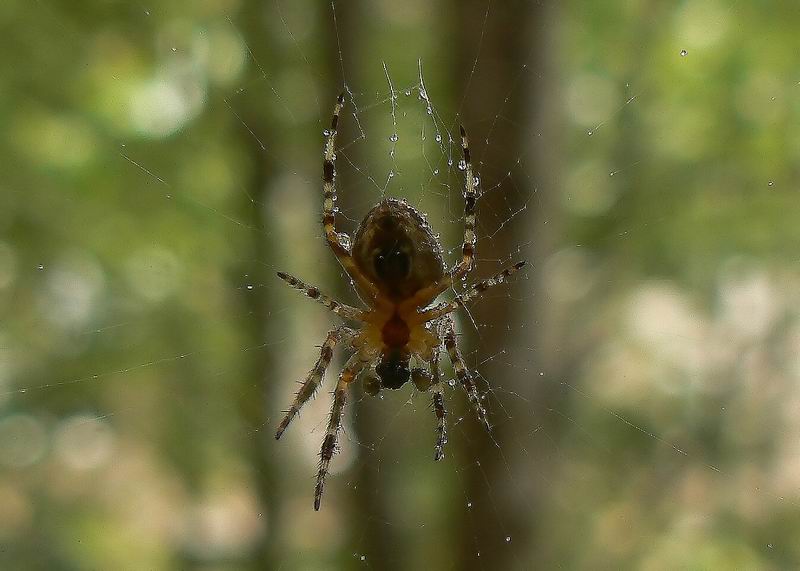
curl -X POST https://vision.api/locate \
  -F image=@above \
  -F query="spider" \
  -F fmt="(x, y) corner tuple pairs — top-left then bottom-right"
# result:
(275, 93), (526, 510)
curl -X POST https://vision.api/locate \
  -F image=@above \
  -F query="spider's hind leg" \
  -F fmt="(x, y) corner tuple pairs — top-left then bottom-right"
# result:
(320, 94), (381, 303)
(452, 125), (479, 279)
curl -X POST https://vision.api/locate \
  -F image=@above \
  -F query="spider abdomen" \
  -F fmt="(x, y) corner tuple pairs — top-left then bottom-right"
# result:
(352, 198), (446, 302)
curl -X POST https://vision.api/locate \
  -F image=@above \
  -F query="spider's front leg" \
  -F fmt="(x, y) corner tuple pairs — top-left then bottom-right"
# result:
(275, 325), (355, 440)
(426, 342), (448, 461)
(408, 326), (448, 461)
(442, 315), (490, 432)
(314, 352), (366, 511)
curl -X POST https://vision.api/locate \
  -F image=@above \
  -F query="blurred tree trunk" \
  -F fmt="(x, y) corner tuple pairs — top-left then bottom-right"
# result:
(233, 3), (296, 568)
(454, 1), (564, 568)
(333, 2), (402, 568)
(233, 19), (282, 571)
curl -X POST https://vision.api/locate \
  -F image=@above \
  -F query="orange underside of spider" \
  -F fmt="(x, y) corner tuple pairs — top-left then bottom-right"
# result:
(380, 311), (410, 351)
(359, 303), (440, 360)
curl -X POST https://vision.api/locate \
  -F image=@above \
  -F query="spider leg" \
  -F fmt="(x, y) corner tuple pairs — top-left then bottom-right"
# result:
(275, 326), (355, 440)
(442, 315), (490, 432)
(452, 125), (478, 278)
(314, 352), (366, 511)
(428, 340), (448, 461)
(432, 385), (448, 461)
(398, 125), (480, 313)
(409, 344), (448, 460)
(321, 94), (381, 304)
(277, 271), (366, 321)
(414, 261), (527, 324)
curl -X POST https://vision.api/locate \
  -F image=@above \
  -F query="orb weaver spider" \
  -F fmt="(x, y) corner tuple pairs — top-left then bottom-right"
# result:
(275, 93), (526, 510)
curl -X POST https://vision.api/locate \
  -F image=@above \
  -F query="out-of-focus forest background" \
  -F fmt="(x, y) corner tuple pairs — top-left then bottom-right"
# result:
(2, 0), (800, 569)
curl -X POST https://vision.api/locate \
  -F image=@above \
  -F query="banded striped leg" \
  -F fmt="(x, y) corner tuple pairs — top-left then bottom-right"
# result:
(275, 326), (355, 440)
(277, 271), (365, 321)
(429, 342), (448, 461)
(321, 94), (381, 303)
(452, 125), (478, 278)
(398, 125), (479, 313)
(414, 261), (527, 324)
(314, 353), (366, 510)
(443, 315), (490, 431)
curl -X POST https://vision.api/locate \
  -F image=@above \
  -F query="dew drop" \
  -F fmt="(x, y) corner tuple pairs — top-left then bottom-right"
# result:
(473, 176), (480, 187)
(388, 170), (395, 178)
(18, 388), (27, 393)
(404, 89), (412, 97)
(246, 284), (254, 290)
(448, 380), (456, 387)
(433, 169), (439, 175)
(360, 555), (366, 561)
(467, 501), (473, 508)
(447, 158), (454, 167)
(457, 159), (467, 171)
(389, 133), (398, 142)
(435, 134), (443, 143)
(323, 129), (331, 136)
(171, 47), (177, 52)
(426, 106), (433, 115)
(768, 180), (774, 187)
(505, 536), (512, 543)
(587, 129), (594, 136)
(36, 264), (45, 271)
(680, 49), (688, 57)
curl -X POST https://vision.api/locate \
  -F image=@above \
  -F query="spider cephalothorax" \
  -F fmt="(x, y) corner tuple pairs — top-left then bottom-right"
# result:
(275, 93), (526, 510)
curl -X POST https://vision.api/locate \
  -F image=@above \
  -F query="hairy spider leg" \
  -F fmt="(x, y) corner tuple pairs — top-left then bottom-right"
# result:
(322, 94), (382, 305)
(275, 326), (356, 440)
(277, 271), (366, 321)
(315, 353), (366, 510)
(398, 125), (479, 314)
(414, 260), (528, 324)
(428, 338), (448, 461)
(443, 315), (490, 431)
(453, 124), (479, 278)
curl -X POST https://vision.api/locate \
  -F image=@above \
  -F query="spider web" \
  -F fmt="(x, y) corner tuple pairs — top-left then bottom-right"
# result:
(2, 0), (800, 569)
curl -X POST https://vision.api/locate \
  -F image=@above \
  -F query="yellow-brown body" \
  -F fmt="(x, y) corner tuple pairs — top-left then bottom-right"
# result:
(351, 198), (445, 388)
